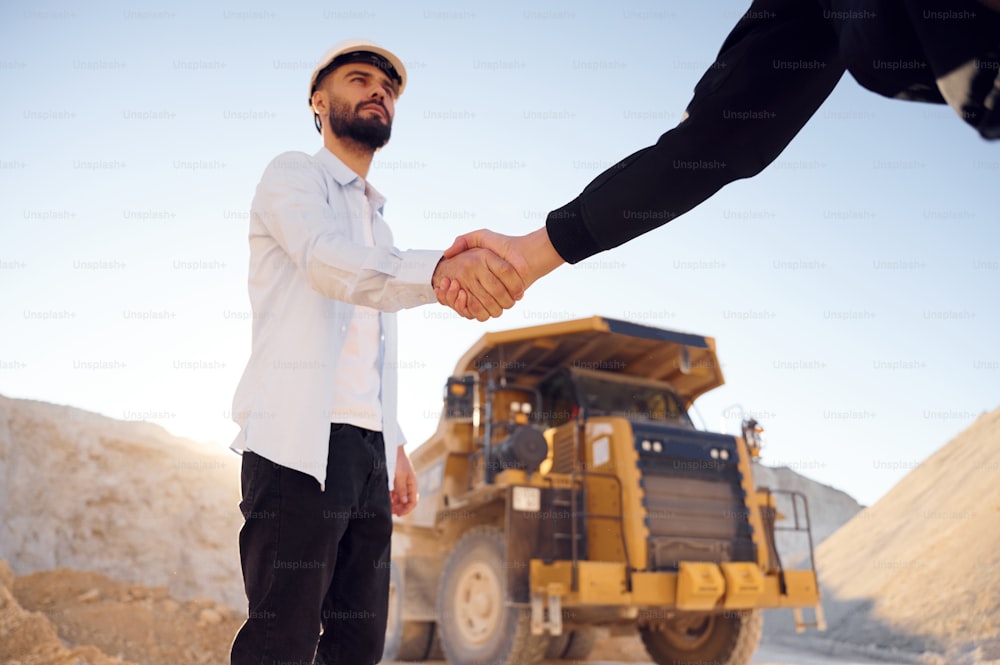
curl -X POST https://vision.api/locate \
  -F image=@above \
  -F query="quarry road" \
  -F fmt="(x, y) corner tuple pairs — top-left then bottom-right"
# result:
(390, 645), (907, 665)
(752, 643), (908, 664)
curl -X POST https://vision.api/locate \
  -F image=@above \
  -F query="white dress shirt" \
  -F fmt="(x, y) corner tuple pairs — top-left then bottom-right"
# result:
(329, 193), (382, 431)
(230, 147), (441, 490)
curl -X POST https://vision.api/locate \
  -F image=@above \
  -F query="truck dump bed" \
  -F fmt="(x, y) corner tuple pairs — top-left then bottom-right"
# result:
(452, 315), (725, 407)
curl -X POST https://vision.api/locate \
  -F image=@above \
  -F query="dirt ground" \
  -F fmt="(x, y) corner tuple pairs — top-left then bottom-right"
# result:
(392, 648), (906, 665)
(0, 560), (907, 665)
(3, 560), (896, 665)
(1, 561), (241, 665)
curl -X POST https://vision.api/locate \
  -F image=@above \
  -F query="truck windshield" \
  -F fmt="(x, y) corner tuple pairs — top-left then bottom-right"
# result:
(573, 369), (692, 427)
(538, 367), (693, 429)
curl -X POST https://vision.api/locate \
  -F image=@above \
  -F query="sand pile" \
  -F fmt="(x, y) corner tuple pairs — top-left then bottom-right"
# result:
(767, 407), (1000, 665)
(0, 395), (245, 610)
(0, 559), (241, 665)
(816, 407), (1000, 663)
(0, 559), (127, 665)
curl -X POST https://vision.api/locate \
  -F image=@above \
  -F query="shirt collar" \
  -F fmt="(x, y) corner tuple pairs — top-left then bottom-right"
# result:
(314, 147), (387, 213)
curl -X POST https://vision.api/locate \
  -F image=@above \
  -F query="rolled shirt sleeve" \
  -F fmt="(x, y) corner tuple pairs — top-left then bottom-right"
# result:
(253, 151), (440, 311)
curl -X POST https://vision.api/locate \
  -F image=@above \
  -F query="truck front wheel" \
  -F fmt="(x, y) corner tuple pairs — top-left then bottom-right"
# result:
(639, 609), (762, 665)
(436, 526), (548, 665)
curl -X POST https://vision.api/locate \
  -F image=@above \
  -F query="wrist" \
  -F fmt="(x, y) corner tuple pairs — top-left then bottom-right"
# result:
(430, 257), (444, 289)
(522, 227), (564, 284)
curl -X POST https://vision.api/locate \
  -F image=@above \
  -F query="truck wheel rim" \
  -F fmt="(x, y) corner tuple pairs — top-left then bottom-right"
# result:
(454, 561), (502, 646)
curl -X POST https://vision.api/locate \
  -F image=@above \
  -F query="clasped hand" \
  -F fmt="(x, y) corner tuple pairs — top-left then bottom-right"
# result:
(430, 236), (521, 321)
(430, 228), (563, 321)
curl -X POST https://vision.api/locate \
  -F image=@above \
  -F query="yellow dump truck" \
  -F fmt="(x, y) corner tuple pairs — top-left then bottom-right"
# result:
(384, 316), (824, 665)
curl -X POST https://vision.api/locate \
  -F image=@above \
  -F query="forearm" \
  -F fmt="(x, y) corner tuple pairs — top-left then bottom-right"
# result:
(304, 244), (441, 311)
(253, 153), (442, 311)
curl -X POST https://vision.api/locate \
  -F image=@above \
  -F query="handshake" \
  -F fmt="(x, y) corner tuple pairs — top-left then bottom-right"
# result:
(430, 227), (565, 321)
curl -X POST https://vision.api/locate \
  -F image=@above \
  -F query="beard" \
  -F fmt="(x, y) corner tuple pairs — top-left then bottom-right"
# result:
(327, 96), (392, 150)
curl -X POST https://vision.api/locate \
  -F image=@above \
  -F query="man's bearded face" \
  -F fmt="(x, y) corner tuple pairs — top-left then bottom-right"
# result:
(327, 94), (392, 150)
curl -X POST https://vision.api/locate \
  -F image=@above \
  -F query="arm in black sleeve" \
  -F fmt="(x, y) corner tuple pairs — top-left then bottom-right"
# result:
(545, 0), (847, 264)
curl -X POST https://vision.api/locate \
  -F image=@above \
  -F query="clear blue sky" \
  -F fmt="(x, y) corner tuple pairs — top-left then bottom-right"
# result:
(1, 0), (997, 507)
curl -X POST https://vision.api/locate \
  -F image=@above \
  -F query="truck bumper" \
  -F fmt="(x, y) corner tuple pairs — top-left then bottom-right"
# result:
(529, 559), (821, 611)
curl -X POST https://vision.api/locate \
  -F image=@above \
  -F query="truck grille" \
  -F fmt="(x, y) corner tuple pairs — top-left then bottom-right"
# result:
(550, 425), (577, 474)
(633, 426), (757, 570)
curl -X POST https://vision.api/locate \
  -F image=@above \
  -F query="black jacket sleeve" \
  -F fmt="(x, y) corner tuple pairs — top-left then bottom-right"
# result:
(546, 0), (846, 264)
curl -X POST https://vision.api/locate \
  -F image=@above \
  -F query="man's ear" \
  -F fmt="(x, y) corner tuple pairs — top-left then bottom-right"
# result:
(311, 90), (327, 134)
(311, 89), (327, 115)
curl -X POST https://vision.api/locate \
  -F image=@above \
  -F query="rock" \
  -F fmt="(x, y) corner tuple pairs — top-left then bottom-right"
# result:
(77, 588), (101, 603)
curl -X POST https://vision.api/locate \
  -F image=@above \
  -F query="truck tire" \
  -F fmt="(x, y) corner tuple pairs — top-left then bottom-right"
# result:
(436, 526), (549, 665)
(383, 560), (433, 661)
(545, 628), (600, 660)
(639, 609), (762, 665)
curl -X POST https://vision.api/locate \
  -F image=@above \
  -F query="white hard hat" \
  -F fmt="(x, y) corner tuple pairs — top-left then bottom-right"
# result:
(308, 38), (407, 109)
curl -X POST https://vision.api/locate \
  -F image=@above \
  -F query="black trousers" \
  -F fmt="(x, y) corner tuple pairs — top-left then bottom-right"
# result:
(230, 424), (392, 665)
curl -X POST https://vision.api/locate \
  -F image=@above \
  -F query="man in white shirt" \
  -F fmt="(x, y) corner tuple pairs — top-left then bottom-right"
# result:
(228, 39), (522, 665)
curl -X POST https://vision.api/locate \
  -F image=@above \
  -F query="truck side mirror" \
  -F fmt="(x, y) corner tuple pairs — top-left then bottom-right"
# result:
(742, 418), (764, 459)
(445, 375), (476, 420)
